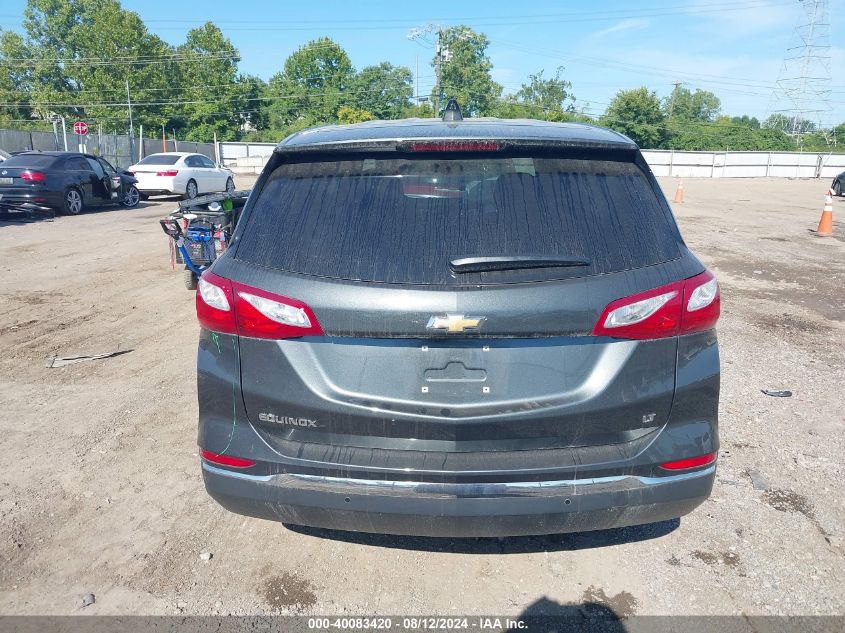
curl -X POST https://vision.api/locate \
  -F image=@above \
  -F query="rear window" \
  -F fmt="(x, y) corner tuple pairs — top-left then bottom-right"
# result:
(236, 154), (682, 285)
(137, 154), (180, 165)
(2, 154), (58, 168)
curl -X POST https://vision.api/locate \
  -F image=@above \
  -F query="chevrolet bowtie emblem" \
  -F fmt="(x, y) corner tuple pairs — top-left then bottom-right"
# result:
(426, 314), (486, 333)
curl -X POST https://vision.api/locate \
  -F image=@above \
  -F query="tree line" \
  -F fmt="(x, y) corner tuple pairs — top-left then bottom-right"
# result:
(1, 0), (842, 151)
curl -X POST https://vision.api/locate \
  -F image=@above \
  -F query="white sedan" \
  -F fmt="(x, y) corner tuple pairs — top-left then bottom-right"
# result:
(128, 152), (235, 200)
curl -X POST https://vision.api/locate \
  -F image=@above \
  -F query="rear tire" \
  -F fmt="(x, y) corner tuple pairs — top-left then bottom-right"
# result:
(184, 269), (198, 290)
(184, 179), (198, 200)
(834, 181), (842, 196)
(225, 177), (235, 194)
(62, 187), (84, 215)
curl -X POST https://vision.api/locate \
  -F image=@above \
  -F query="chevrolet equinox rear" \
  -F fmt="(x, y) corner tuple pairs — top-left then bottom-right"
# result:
(195, 113), (720, 537)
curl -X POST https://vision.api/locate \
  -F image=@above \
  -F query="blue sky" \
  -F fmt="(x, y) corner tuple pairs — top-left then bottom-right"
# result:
(2, 0), (843, 124)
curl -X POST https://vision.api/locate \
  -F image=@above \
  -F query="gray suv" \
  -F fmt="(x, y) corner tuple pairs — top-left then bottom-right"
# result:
(195, 109), (720, 537)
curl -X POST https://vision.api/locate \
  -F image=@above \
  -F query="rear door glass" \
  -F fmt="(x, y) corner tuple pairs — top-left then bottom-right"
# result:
(137, 154), (180, 165)
(1, 154), (58, 168)
(66, 157), (93, 171)
(236, 155), (683, 285)
(86, 158), (105, 179)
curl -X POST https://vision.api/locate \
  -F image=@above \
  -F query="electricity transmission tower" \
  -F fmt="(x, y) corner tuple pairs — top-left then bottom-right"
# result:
(767, 0), (832, 142)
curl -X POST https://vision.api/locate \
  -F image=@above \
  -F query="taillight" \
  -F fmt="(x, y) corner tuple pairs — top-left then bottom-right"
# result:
(200, 448), (256, 469)
(127, 171), (135, 176)
(681, 273), (720, 334)
(21, 170), (46, 182)
(195, 271), (323, 339)
(196, 271), (237, 334)
(156, 170), (178, 176)
(659, 452), (717, 471)
(593, 270), (720, 340)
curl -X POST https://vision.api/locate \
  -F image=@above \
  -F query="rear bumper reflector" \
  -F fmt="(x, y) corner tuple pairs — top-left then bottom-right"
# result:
(659, 452), (717, 471)
(200, 448), (256, 469)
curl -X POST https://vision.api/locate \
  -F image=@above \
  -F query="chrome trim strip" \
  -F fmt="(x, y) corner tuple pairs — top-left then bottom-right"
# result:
(203, 462), (715, 498)
(202, 462), (273, 482)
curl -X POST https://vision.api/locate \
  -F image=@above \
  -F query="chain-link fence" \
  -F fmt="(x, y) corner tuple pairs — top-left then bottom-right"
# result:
(0, 128), (61, 153)
(0, 128), (216, 169)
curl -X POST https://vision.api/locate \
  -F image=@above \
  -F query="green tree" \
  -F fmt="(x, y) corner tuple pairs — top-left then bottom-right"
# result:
(515, 67), (575, 117)
(601, 87), (665, 148)
(172, 22), (246, 141)
(350, 62), (412, 120)
(664, 118), (793, 151)
(730, 114), (760, 129)
(0, 30), (34, 126)
(337, 105), (375, 124)
(763, 113), (816, 134)
(265, 37), (354, 132)
(4, 0), (180, 133)
(495, 67), (579, 121)
(234, 73), (267, 133)
(434, 26), (501, 117)
(406, 101), (435, 118)
(663, 86), (720, 121)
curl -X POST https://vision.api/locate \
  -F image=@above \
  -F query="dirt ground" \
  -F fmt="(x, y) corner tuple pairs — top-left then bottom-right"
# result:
(0, 177), (842, 617)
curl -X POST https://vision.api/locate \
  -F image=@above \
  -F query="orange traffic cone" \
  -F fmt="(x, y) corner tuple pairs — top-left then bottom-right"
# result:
(816, 189), (833, 236)
(673, 180), (684, 203)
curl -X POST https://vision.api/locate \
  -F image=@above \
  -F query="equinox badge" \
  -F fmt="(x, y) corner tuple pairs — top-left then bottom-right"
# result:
(426, 314), (486, 333)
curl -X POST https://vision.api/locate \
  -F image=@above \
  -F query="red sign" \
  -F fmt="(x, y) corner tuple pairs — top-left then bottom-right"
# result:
(73, 121), (88, 135)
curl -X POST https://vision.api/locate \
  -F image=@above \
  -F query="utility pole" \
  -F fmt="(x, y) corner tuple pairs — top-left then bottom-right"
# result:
(126, 79), (135, 162)
(668, 81), (682, 118)
(434, 27), (443, 115)
(51, 118), (60, 150)
(408, 23), (448, 116)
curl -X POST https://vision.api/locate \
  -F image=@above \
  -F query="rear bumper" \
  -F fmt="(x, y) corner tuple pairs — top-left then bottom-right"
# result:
(137, 188), (177, 196)
(202, 461), (715, 537)
(0, 190), (61, 213)
(136, 176), (181, 196)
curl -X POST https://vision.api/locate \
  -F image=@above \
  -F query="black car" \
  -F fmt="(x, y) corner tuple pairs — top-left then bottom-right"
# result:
(0, 151), (140, 215)
(196, 106), (721, 537)
(832, 171), (844, 196)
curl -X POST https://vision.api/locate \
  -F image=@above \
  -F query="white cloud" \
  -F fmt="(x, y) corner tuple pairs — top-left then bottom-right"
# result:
(683, 0), (799, 38)
(592, 18), (650, 38)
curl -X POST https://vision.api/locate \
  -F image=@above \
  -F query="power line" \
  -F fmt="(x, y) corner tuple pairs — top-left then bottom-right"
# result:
(1, 52), (240, 67)
(0, 74), (436, 97)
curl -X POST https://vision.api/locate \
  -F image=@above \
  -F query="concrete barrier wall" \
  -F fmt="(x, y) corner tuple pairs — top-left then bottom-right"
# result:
(4, 129), (844, 178)
(219, 142), (277, 164)
(216, 142), (845, 180)
(642, 150), (845, 179)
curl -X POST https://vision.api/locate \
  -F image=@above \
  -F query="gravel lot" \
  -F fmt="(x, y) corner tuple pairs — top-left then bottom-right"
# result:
(0, 177), (842, 617)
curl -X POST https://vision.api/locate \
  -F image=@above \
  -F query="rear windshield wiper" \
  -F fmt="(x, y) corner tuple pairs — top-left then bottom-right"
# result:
(449, 255), (591, 274)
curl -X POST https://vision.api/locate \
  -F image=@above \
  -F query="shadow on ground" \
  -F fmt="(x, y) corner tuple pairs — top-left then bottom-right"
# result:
(506, 597), (628, 632)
